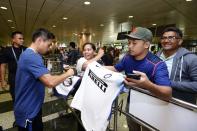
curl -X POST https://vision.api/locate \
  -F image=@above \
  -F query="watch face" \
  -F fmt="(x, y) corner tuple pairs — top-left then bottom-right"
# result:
(63, 78), (72, 87)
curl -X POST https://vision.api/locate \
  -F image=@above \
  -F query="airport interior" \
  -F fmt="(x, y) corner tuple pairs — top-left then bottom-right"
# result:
(0, 0), (197, 131)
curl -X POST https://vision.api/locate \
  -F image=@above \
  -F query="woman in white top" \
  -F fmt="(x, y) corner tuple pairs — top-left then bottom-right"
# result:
(76, 43), (104, 76)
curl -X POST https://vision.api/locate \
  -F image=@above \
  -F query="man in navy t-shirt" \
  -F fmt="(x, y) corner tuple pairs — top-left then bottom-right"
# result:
(107, 27), (172, 131)
(14, 28), (75, 131)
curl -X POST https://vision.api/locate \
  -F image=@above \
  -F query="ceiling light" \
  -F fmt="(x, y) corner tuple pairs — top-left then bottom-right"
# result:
(100, 24), (104, 27)
(0, 6), (7, 10)
(128, 16), (134, 18)
(8, 20), (13, 22)
(11, 27), (15, 29)
(186, 0), (192, 1)
(123, 124), (128, 128)
(84, 1), (91, 5)
(152, 23), (157, 26)
(52, 25), (56, 28)
(62, 17), (68, 20)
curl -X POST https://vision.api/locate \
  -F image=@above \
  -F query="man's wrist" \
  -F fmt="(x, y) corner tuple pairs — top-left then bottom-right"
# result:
(143, 80), (154, 90)
(95, 54), (102, 60)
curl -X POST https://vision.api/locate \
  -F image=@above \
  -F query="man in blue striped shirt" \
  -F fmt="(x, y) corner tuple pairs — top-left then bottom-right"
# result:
(107, 27), (172, 131)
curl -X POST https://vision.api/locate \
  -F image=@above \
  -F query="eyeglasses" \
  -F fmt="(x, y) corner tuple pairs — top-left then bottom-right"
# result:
(160, 36), (180, 41)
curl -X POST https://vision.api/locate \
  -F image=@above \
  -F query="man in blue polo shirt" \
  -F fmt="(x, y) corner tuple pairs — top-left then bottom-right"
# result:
(14, 28), (75, 131)
(107, 27), (172, 131)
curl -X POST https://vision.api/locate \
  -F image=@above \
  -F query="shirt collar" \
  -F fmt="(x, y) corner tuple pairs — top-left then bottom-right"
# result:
(160, 52), (176, 61)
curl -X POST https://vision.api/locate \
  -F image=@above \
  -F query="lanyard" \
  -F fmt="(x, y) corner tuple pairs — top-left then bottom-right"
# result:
(11, 46), (23, 63)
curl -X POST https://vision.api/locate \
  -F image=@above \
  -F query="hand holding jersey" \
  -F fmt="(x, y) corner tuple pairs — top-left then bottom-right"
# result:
(97, 48), (105, 57)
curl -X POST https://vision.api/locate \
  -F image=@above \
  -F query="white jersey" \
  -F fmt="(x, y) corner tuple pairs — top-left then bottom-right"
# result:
(55, 76), (80, 97)
(71, 61), (125, 131)
(76, 57), (87, 77)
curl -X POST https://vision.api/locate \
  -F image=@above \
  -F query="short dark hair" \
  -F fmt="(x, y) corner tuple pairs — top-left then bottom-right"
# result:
(82, 43), (96, 51)
(107, 46), (114, 53)
(69, 42), (76, 48)
(32, 28), (55, 42)
(11, 31), (23, 38)
(161, 27), (183, 38)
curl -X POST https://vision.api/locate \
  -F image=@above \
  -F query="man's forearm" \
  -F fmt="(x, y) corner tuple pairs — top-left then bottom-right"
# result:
(82, 54), (103, 70)
(171, 81), (197, 93)
(1, 64), (6, 83)
(104, 66), (117, 72)
(145, 81), (172, 101)
(47, 73), (72, 88)
(39, 69), (74, 88)
(86, 54), (103, 65)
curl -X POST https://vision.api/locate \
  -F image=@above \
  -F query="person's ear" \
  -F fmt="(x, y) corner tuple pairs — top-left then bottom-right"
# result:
(178, 39), (183, 46)
(36, 37), (44, 44)
(144, 41), (150, 49)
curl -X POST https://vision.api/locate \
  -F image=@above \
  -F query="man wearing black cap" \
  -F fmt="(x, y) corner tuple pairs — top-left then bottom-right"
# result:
(106, 27), (172, 131)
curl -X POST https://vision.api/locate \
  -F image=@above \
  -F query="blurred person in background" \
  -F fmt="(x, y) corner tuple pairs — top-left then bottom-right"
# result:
(102, 46), (115, 66)
(0, 46), (4, 131)
(66, 42), (80, 65)
(0, 31), (26, 103)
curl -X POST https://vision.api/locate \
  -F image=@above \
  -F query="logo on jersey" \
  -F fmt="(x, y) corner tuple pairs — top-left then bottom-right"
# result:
(96, 64), (100, 67)
(104, 74), (112, 79)
(88, 70), (108, 93)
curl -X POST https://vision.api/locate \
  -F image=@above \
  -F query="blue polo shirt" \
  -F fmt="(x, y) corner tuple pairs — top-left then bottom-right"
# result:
(14, 48), (49, 127)
(115, 52), (170, 86)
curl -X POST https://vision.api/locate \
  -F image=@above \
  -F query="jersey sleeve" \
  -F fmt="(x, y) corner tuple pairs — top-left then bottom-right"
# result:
(114, 55), (127, 72)
(27, 55), (49, 79)
(153, 62), (171, 86)
(76, 57), (87, 73)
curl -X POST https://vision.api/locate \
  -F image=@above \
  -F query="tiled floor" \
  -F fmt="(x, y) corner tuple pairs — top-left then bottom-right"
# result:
(0, 87), (129, 131)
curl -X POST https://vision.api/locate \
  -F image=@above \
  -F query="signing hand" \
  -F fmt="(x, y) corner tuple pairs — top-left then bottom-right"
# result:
(66, 68), (75, 77)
